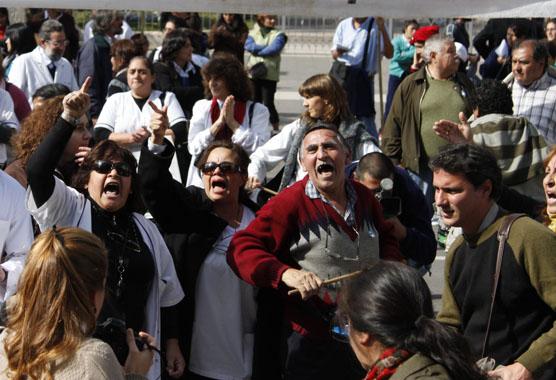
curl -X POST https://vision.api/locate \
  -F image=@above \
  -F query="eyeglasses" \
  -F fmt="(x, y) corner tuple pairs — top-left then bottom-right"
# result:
(46, 39), (69, 48)
(92, 160), (133, 177)
(200, 161), (242, 175)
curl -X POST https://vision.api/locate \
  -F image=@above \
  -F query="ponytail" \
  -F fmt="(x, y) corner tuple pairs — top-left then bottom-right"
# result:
(404, 316), (484, 379)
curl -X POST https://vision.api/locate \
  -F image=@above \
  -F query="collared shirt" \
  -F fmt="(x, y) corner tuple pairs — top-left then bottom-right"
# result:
(305, 179), (357, 227)
(511, 71), (556, 145)
(172, 61), (196, 79)
(331, 17), (385, 74)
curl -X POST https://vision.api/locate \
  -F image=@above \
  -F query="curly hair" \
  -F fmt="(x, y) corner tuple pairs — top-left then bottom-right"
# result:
(5, 227), (107, 380)
(160, 28), (192, 64)
(11, 95), (64, 166)
(298, 74), (351, 126)
(201, 53), (252, 102)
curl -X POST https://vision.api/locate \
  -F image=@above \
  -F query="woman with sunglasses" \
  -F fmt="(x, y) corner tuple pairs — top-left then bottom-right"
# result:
(186, 53), (271, 188)
(139, 118), (280, 379)
(26, 79), (186, 380)
(337, 261), (485, 380)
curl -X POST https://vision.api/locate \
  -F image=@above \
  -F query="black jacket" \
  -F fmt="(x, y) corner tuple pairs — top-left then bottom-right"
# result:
(139, 141), (282, 379)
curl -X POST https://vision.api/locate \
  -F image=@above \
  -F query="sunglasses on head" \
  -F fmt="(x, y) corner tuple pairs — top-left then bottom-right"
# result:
(92, 160), (132, 177)
(200, 161), (242, 175)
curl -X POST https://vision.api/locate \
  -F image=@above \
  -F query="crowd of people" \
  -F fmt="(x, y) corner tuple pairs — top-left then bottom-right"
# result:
(0, 8), (555, 380)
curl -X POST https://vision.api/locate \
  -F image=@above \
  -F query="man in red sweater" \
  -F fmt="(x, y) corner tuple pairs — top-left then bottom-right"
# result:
(228, 123), (401, 379)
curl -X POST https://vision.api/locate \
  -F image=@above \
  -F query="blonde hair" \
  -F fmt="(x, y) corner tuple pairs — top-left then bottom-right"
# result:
(4, 228), (107, 380)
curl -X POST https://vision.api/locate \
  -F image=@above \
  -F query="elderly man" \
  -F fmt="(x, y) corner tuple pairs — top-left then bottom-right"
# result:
(381, 35), (475, 207)
(228, 123), (400, 379)
(435, 144), (556, 380)
(8, 19), (78, 105)
(76, 10), (124, 120)
(504, 39), (556, 145)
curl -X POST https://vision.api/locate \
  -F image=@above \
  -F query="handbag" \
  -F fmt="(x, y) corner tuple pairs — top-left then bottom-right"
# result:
(475, 213), (524, 373)
(329, 60), (348, 85)
(249, 62), (268, 80)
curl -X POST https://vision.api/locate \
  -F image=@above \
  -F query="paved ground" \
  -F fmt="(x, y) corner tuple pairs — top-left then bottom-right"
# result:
(273, 53), (446, 313)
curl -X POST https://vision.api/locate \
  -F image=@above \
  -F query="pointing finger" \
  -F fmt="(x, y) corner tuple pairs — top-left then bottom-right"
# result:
(148, 100), (165, 114)
(80, 76), (92, 94)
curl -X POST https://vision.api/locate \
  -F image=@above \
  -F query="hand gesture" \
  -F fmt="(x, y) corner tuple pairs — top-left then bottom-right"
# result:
(130, 127), (151, 144)
(62, 77), (91, 119)
(246, 176), (262, 190)
(222, 95), (240, 132)
(488, 362), (533, 380)
(165, 338), (186, 378)
(124, 329), (155, 376)
(281, 268), (323, 300)
(74, 146), (91, 166)
(433, 112), (473, 144)
(148, 100), (169, 145)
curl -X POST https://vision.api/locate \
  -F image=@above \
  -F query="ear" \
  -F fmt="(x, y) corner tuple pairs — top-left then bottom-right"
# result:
(479, 179), (493, 198)
(352, 329), (372, 346)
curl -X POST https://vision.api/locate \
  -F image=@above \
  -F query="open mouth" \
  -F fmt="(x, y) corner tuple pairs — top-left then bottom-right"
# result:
(103, 181), (121, 196)
(316, 163), (334, 174)
(547, 191), (556, 200)
(211, 178), (228, 190)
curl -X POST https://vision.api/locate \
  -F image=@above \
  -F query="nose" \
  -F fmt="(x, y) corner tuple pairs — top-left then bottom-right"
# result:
(435, 189), (446, 207)
(316, 145), (328, 160)
(83, 128), (92, 142)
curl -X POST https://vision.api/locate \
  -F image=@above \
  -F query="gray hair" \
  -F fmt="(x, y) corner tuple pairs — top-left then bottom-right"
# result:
(423, 35), (453, 64)
(39, 19), (64, 41)
(92, 10), (123, 35)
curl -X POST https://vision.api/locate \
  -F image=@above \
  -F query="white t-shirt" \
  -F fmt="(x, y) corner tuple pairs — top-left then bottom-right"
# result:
(95, 90), (186, 182)
(189, 206), (257, 380)
(0, 171), (33, 301)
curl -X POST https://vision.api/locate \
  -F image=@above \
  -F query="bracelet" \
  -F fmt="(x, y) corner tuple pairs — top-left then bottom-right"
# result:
(61, 112), (80, 126)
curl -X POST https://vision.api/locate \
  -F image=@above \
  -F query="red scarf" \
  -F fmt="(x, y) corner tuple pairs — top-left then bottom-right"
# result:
(364, 348), (411, 380)
(210, 97), (247, 141)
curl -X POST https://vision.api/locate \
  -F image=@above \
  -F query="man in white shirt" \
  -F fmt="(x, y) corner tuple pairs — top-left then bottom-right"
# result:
(331, 17), (392, 138)
(8, 19), (78, 106)
(0, 88), (18, 167)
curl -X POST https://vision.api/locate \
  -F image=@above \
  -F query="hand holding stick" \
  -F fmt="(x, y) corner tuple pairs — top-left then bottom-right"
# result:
(287, 269), (364, 296)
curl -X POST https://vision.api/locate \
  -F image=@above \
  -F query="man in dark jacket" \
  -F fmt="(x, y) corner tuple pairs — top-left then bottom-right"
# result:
(381, 35), (475, 208)
(76, 10), (123, 121)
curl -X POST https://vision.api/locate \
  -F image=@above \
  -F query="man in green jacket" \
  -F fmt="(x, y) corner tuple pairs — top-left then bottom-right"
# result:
(381, 35), (475, 208)
(434, 144), (556, 380)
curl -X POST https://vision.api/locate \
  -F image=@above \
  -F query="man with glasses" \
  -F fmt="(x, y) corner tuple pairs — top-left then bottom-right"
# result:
(9, 19), (78, 106)
(228, 123), (400, 379)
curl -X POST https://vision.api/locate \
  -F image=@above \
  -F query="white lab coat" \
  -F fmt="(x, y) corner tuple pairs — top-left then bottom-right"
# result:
(26, 177), (185, 380)
(8, 46), (78, 106)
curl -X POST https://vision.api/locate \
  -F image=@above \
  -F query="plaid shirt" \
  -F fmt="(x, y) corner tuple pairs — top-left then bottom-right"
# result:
(511, 71), (556, 145)
(305, 179), (357, 227)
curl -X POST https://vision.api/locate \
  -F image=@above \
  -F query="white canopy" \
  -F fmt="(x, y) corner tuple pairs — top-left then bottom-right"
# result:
(4, 0), (556, 18)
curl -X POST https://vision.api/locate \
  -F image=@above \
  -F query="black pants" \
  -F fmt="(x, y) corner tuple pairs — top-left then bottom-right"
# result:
(284, 331), (365, 380)
(251, 78), (279, 125)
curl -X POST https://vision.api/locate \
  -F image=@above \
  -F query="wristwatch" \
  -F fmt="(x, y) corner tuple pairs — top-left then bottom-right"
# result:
(61, 112), (80, 126)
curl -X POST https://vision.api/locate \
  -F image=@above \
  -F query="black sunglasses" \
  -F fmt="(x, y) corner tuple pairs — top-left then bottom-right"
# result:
(200, 161), (242, 175)
(92, 160), (133, 177)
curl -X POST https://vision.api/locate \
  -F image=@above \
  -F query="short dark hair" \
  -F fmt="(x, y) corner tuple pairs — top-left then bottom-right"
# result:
(402, 19), (419, 33)
(32, 83), (71, 100)
(201, 53), (252, 102)
(472, 79), (513, 116)
(160, 29), (192, 64)
(110, 39), (137, 71)
(129, 55), (154, 75)
(356, 152), (395, 181)
(72, 140), (144, 213)
(195, 140), (250, 174)
(516, 39), (548, 67)
(300, 122), (350, 158)
(429, 144), (502, 200)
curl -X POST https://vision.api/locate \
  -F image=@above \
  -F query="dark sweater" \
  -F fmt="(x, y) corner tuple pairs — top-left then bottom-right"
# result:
(437, 210), (556, 378)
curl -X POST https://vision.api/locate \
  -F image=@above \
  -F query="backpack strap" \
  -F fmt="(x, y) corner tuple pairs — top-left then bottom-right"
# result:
(481, 213), (525, 358)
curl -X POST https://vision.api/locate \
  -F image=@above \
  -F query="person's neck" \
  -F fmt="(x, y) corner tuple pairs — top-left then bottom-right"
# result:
(131, 91), (150, 99)
(174, 58), (187, 68)
(320, 184), (348, 215)
(427, 64), (451, 80)
(462, 200), (495, 236)
(213, 200), (243, 228)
